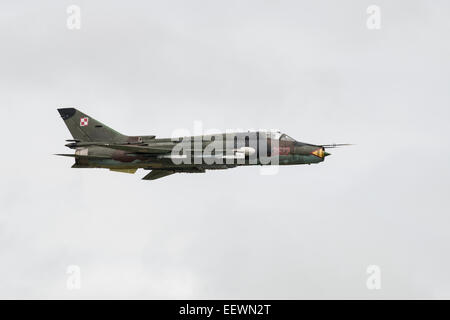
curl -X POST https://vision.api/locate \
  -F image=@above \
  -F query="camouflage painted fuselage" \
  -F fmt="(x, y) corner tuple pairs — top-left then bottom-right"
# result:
(57, 108), (330, 180)
(72, 133), (326, 168)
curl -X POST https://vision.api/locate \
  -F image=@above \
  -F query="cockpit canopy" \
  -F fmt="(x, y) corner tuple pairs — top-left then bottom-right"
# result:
(280, 133), (296, 142)
(257, 130), (296, 142)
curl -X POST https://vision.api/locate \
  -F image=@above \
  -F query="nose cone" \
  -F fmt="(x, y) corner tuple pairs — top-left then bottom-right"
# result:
(311, 148), (324, 158)
(311, 147), (331, 159)
(294, 143), (331, 158)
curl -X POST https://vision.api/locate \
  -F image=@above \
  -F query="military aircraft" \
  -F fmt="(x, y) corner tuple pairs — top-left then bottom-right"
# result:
(56, 108), (348, 180)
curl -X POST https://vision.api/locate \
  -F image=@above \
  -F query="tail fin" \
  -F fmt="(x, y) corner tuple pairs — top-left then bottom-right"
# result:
(57, 108), (127, 142)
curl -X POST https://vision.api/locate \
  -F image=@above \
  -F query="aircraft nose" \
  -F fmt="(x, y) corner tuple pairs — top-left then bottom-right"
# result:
(294, 144), (330, 158)
(310, 147), (331, 159)
(311, 147), (324, 158)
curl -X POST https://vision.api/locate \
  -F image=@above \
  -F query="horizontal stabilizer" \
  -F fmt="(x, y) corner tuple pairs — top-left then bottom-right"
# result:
(55, 154), (110, 160)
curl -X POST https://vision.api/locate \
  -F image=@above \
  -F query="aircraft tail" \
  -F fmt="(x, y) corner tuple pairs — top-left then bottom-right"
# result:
(57, 108), (127, 142)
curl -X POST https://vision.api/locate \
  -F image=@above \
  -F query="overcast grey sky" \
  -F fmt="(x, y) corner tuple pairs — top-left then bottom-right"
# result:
(1, 0), (450, 299)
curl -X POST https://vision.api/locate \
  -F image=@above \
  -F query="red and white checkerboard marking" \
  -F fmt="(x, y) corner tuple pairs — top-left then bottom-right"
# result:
(80, 117), (89, 127)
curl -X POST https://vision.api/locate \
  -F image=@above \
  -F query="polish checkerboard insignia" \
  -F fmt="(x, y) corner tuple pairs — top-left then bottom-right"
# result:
(80, 117), (89, 127)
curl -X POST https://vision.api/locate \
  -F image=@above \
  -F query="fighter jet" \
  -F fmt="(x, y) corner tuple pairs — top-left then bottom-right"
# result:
(56, 108), (348, 180)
